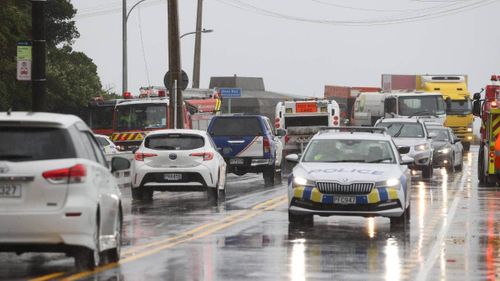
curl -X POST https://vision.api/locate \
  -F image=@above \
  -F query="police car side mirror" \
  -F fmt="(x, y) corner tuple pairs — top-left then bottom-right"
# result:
(397, 146), (410, 155)
(285, 154), (300, 163)
(400, 155), (414, 165)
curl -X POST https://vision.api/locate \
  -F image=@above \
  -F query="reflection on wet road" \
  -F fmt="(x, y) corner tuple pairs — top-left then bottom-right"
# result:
(1, 146), (500, 280)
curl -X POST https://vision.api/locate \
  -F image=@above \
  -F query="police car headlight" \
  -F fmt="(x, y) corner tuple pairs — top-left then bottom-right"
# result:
(415, 143), (429, 151)
(376, 178), (400, 188)
(293, 176), (314, 186)
(438, 148), (450, 154)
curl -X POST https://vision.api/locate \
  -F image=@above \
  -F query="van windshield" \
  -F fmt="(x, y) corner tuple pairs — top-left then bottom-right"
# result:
(211, 117), (263, 136)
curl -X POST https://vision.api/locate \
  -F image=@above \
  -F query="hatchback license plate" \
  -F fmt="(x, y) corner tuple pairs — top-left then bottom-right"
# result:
(333, 196), (356, 204)
(0, 184), (22, 198)
(164, 173), (182, 181)
(230, 158), (244, 165)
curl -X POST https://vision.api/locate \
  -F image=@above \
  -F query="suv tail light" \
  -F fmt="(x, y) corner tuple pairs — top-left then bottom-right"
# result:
(190, 152), (214, 161)
(263, 137), (271, 154)
(135, 153), (158, 161)
(43, 164), (86, 184)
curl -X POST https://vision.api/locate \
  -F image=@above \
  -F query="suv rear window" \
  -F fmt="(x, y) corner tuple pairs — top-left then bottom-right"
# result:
(0, 127), (76, 162)
(211, 117), (263, 136)
(146, 134), (204, 150)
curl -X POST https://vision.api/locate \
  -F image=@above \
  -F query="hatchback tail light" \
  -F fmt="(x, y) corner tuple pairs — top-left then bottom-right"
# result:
(43, 164), (86, 184)
(190, 152), (214, 161)
(135, 152), (158, 161)
(263, 137), (271, 154)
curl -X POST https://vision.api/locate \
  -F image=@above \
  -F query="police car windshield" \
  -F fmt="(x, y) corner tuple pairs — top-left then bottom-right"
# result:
(303, 139), (396, 164)
(377, 122), (424, 138)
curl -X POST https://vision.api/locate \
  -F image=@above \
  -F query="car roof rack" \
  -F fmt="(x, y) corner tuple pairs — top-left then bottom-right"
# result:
(319, 126), (387, 135)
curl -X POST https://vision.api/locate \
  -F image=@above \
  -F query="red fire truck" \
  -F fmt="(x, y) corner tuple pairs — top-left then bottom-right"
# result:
(87, 97), (123, 136)
(110, 90), (220, 151)
(473, 75), (500, 185)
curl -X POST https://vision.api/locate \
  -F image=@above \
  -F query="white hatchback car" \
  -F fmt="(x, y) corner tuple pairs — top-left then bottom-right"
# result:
(131, 129), (227, 201)
(0, 112), (130, 270)
(286, 127), (413, 226)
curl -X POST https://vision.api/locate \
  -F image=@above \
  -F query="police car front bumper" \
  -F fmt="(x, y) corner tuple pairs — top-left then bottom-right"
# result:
(288, 185), (405, 218)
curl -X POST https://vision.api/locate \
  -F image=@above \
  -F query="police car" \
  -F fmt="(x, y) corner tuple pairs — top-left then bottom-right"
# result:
(286, 127), (413, 226)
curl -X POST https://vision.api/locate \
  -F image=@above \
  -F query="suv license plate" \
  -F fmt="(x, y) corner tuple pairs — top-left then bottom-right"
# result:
(0, 184), (22, 198)
(164, 173), (182, 181)
(333, 196), (356, 204)
(230, 158), (244, 165)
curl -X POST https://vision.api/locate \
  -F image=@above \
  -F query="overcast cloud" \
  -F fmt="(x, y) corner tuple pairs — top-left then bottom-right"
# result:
(71, 0), (500, 97)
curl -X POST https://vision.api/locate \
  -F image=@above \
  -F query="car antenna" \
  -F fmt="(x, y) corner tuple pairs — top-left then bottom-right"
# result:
(7, 107), (11, 116)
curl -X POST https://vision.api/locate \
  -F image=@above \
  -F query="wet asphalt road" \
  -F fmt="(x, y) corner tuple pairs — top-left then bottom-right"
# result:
(1, 145), (500, 281)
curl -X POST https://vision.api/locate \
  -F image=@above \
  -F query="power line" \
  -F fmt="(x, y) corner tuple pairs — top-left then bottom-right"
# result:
(310, 0), (456, 13)
(75, 0), (165, 19)
(137, 7), (151, 86)
(211, 0), (497, 26)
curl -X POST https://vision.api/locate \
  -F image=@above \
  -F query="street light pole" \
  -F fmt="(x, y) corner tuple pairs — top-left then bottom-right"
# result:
(122, 0), (127, 95)
(122, 0), (148, 95)
(192, 0), (203, 89)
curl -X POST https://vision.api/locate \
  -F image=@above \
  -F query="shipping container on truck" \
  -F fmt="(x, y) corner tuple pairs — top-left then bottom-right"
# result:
(324, 85), (380, 125)
(381, 74), (474, 151)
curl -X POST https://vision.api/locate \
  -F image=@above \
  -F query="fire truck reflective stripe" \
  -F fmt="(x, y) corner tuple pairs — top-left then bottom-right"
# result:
(491, 114), (500, 139)
(135, 133), (144, 141)
(127, 133), (135, 141)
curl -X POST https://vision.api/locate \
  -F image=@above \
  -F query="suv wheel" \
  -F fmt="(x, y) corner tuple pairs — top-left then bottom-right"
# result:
(131, 187), (153, 201)
(263, 165), (276, 187)
(131, 187), (143, 200)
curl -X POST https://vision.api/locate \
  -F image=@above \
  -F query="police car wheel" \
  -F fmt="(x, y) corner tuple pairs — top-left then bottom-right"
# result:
(288, 211), (313, 226)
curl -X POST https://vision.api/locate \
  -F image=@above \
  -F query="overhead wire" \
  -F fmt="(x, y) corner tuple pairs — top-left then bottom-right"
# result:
(211, 0), (498, 26)
(310, 0), (456, 13)
(75, 0), (165, 19)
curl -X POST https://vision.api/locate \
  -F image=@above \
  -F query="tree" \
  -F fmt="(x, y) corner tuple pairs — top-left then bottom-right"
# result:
(0, 0), (105, 115)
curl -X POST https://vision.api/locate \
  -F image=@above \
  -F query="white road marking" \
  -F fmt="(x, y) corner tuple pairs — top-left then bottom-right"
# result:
(415, 170), (468, 281)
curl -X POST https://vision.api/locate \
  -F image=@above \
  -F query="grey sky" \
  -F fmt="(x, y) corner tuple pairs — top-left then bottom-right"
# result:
(72, 0), (500, 97)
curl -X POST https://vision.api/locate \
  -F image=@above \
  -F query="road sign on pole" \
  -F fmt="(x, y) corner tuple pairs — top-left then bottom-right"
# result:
(219, 88), (241, 98)
(16, 41), (32, 81)
(164, 70), (189, 90)
(218, 88), (241, 113)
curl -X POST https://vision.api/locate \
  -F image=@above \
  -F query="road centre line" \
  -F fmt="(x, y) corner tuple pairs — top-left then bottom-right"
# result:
(30, 195), (287, 281)
(415, 169), (468, 281)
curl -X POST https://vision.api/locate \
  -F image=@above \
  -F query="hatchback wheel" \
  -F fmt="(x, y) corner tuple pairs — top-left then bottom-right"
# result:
(75, 218), (100, 270)
(446, 156), (455, 173)
(131, 187), (143, 201)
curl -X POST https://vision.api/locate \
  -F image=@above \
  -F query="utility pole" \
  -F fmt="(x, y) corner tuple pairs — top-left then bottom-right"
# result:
(122, 0), (127, 95)
(167, 0), (183, 128)
(192, 0), (203, 89)
(32, 0), (46, 111)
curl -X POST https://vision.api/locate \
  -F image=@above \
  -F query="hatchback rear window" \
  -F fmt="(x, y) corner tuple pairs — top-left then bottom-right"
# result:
(211, 117), (263, 136)
(0, 127), (76, 162)
(146, 134), (204, 150)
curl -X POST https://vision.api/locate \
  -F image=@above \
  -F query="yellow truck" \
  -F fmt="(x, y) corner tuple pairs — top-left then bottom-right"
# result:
(417, 75), (473, 151)
(381, 74), (473, 151)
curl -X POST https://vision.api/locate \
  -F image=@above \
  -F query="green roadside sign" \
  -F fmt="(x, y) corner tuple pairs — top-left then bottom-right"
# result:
(17, 41), (32, 60)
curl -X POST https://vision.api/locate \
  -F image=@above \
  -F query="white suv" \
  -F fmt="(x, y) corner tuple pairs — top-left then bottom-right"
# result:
(0, 112), (130, 270)
(375, 118), (434, 178)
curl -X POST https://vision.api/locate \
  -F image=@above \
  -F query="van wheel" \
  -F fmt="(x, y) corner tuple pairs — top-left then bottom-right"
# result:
(263, 165), (276, 187)
(422, 164), (433, 179)
(105, 209), (122, 263)
(75, 216), (101, 270)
